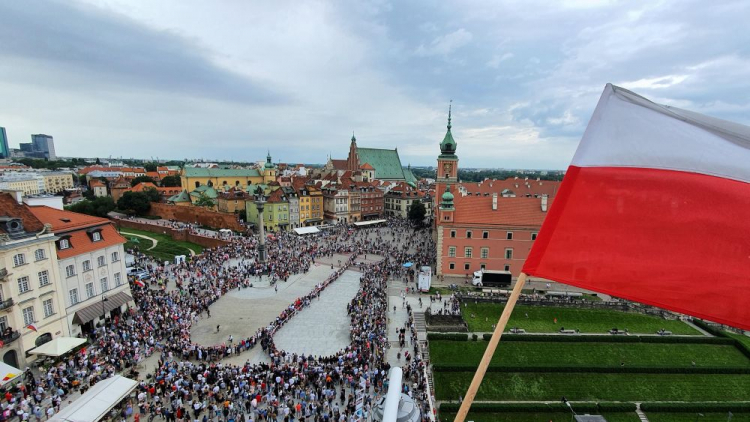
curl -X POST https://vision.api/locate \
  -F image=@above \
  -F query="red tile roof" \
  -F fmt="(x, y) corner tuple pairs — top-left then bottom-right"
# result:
(28, 206), (110, 232)
(330, 159), (348, 170)
(56, 224), (125, 259)
(459, 177), (561, 198)
(450, 195), (551, 227)
(0, 193), (45, 233)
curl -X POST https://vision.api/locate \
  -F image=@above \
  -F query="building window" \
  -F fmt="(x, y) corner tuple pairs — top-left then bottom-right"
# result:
(464, 263), (471, 270)
(82, 260), (92, 272)
(92, 231), (102, 242)
(448, 247), (456, 258)
(17, 276), (30, 294)
(466, 231), (472, 239)
(532, 232), (538, 241)
(43, 298), (54, 318)
(22, 306), (35, 326)
(480, 264), (486, 270)
(450, 230), (456, 238)
(449, 262), (455, 270)
(465, 247), (473, 258)
(85, 282), (95, 298)
(112, 251), (120, 262)
(504, 265), (511, 272)
(114, 272), (122, 286)
(100, 277), (108, 292)
(481, 248), (489, 259)
(505, 248), (513, 259)
(482, 231), (489, 239)
(34, 249), (46, 261)
(0, 315), (7, 331)
(38, 270), (50, 287)
(97, 256), (106, 267)
(70, 288), (79, 305)
(59, 239), (70, 250)
(506, 231), (513, 240)
(12, 254), (25, 267)
(65, 265), (75, 277)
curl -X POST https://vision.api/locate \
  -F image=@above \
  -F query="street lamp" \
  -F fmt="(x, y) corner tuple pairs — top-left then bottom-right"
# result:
(101, 295), (109, 325)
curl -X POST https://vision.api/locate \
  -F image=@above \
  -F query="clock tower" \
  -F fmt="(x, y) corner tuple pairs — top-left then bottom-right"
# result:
(436, 102), (458, 184)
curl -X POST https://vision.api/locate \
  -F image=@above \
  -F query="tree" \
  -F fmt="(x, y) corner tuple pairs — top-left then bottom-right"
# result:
(160, 175), (182, 187)
(95, 157), (101, 165)
(66, 197), (116, 218)
(194, 192), (215, 208)
(144, 163), (157, 172)
(143, 187), (162, 203)
(408, 200), (426, 224)
(130, 175), (156, 187)
(117, 191), (152, 215)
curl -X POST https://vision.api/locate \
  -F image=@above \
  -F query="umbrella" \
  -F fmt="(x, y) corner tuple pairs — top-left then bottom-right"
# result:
(403, 262), (413, 268)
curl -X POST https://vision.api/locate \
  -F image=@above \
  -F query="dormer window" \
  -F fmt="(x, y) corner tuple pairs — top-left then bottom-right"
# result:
(59, 239), (70, 250)
(92, 232), (102, 242)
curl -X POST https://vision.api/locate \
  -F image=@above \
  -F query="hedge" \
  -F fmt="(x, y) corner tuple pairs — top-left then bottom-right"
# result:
(431, 364), (750, 374)
(427, 333), (468, 341)
(439, 402), (599, 413)
(692, 319), (727, 337)
(476, 333), (735, 345)
(640, 402), (750, 412)
(597, 402), (638, 412)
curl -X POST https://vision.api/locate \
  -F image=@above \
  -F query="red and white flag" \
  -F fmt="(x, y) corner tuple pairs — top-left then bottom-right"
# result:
(524, 84), (750, 330)
(26, 324), (38, 332)
(134, 279), (145, 287)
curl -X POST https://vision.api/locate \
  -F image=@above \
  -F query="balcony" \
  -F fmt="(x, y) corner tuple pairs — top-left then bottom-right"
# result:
(0, 330), (20, 346)
(0, 298), (13, 311)
(0, 268), (8, 279)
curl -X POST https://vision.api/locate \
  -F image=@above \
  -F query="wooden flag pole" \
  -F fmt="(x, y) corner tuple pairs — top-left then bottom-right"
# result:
(453, 272), (528, 422)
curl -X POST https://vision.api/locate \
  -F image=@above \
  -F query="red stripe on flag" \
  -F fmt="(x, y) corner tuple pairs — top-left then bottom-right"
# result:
(523, 165), (750, 330)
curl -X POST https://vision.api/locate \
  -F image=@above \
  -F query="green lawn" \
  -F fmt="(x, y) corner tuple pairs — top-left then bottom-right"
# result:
(725, 332), (750, 349)
(647, 413), (750, 422)
(124, 236), (154, 252)
(438, 412), (640, 422)
(429, 341), (750, 368)
(463, 303), (699, 335)
(433, 372), (750, 402)
(120, 228), (204, 262)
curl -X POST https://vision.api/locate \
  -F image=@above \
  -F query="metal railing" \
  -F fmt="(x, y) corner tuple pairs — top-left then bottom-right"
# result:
(0, 330), (20, 345)
(0, 298), (13, 311)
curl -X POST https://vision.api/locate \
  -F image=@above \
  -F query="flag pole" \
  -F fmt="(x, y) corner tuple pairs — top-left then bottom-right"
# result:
(453, 272), (528, 422)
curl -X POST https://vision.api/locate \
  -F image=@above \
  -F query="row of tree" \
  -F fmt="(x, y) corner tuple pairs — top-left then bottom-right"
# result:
(66, 188), (162, 218)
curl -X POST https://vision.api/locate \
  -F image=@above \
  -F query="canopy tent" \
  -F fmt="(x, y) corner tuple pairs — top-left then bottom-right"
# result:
(0, 361), (21, 387)
(294, 227), (320, 235)
(352, 219), (386, 227)
(50, 375), (137, 422)
(29, 337), (86, 357)
(71, 291), (133, 325)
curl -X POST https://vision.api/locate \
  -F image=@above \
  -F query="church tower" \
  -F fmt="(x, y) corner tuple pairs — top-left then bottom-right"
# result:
(263, 151), (277, 183)
(347, 132), (359, 172)
(437, 102), (458, 184)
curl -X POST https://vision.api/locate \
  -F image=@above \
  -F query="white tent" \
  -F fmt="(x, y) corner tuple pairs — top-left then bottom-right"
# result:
(294, 227), (320, 235)
(0, 361), (21, 386)
(29, 337), (86, 357)
(50, 375), (137, 422)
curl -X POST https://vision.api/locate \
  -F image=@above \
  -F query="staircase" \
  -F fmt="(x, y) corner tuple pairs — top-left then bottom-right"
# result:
(636, 403), (650, 422)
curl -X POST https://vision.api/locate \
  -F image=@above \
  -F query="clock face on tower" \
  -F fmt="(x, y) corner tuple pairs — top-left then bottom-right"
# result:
(443, 162), (453, 173)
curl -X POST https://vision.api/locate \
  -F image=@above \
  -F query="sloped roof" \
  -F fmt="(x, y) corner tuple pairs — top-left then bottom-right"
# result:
(190, 186), (218, 199)
(451, 195), (552, 227)
(130, 182), (158, 192)
(168, 190), (191, 203)
(356, 148), (405, 180)
(27, 205), (109, 232)
(183, 168), (261, 178)
(460, 178), (561, 198)
(330, 159), (348, 170)
(0, 193), (45, 234)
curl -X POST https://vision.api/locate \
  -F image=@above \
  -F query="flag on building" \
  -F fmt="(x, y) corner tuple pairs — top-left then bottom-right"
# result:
(26, 324), (38, 332)
(523, 83), (750, 330)
(134, 279), (145, 287)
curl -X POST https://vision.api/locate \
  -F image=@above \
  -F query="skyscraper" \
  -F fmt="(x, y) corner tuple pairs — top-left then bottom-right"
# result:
(0, 127), (9, 159)
(31, 134), (56, 160)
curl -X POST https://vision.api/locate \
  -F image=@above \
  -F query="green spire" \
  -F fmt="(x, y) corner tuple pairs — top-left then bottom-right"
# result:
(351, 131), (356, 143)
(440, 184), (455, 210)
(265, 150), (275, 169)
(440, 100), (457, 157)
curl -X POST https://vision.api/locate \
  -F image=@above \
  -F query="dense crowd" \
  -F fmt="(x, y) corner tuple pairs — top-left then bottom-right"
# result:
(3, 218), (436, 421)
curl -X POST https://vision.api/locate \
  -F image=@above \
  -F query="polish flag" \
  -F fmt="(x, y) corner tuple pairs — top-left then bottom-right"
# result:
(524, 84), (750, 330)
(26, 324), (38, 332)
(134, 279), (146, 287)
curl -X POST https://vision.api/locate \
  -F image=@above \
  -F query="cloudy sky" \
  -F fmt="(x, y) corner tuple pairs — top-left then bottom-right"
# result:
(1, 0), (748, 169)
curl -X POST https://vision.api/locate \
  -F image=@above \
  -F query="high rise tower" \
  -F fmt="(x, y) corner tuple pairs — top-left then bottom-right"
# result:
(436, 102), (458, 184)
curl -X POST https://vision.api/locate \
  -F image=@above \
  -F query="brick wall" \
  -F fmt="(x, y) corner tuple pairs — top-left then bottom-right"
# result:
(148, 202), (245, 232)
(113, 219), (230, 250)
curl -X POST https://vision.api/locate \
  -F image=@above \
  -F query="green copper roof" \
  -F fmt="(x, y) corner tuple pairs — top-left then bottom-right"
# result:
(440, 103), (457, 158)
(190, 186), (218, 198)
(403, 167), (418, 185)
(168, 190), (191, 203)
(357, 147), (407, 180)
(264, 151), (275, 169)
(440, 185), (454, 210)
(183, 167), (261, 178)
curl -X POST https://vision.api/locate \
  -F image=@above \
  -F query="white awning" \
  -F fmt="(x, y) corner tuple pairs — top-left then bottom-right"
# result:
(294, 227), (320, 235)
(0, 361), (21, 386)
(352, 219), (387, 227)
(50, 375), (138, 422)
(29, 337), (87, 357)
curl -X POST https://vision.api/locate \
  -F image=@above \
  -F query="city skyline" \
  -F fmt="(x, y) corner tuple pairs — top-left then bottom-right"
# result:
(1, 1), (748, 169)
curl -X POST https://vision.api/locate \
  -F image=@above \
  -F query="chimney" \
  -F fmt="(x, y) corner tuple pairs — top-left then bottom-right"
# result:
(541, 195), (548, 212)
(492, 193), (497, 210)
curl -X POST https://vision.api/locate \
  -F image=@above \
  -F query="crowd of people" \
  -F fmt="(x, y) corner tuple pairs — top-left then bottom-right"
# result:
(4, 218), (437, 421)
